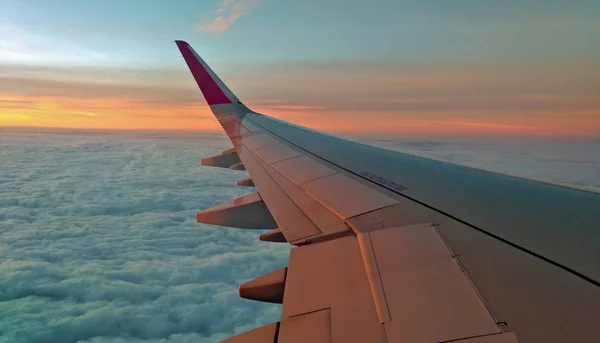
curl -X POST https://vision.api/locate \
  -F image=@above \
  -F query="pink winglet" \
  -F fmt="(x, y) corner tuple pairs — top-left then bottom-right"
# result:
(175, 40), (231, 105)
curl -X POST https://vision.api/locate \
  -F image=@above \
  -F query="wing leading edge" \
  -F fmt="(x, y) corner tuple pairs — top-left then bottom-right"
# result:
(175, 40), (600, 343)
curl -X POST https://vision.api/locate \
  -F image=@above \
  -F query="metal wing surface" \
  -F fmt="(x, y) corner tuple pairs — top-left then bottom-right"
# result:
(175, 40), (600, 343)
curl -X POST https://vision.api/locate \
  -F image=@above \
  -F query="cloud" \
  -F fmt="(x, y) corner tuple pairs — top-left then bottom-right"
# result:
(198, 0), (255, 33)
(0, 128), (290, 342)
(1, 61), (598, 135)
(266, 104), (328, 111)
(1, 127), (598, 343)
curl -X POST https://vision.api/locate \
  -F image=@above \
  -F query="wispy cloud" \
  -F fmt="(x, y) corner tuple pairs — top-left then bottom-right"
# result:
(1, 61), (598, 136)
(198, 0), (255, 33)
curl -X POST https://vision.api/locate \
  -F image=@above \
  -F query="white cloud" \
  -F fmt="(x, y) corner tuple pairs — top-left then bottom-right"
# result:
(2, 127), (598, 343)
(0, 128), (289, 343)
(198, 0), (256, 33)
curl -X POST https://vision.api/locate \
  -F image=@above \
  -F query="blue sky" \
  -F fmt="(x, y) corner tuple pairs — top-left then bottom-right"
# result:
(2, 0), (598, 66)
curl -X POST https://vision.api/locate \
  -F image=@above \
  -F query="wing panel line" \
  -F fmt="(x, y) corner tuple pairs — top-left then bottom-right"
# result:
(357, 233), (392, 324)
(244, 116), (600, 288)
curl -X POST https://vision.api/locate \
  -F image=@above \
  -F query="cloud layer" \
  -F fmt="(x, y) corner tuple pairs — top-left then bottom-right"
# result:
(356, 134), (600, 192)
(1, 127), (598, 342)
(0, 128), (290, 343)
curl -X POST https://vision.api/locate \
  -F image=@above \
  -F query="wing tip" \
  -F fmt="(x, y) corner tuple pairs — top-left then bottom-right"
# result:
(174, 39), (233, 106)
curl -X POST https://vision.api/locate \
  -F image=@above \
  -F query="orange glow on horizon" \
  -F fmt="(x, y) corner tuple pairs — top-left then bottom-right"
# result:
(2, 59), (597, 137)
(1, 93), (598, 137)
(0, 93), (221, 131)
(258, 107), (600, 137)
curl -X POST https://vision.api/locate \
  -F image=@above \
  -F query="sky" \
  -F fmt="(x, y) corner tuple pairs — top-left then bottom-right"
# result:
(0, 0), (598, 136)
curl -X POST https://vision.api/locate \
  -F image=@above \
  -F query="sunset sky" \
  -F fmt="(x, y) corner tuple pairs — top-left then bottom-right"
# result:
(0, 0), (598, 136)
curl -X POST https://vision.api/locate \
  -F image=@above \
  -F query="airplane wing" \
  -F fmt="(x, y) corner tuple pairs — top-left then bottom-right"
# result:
(175, 40), (600, 343)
